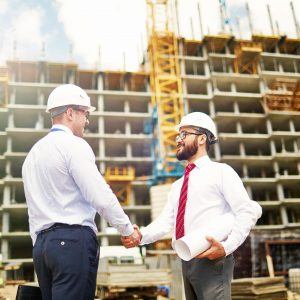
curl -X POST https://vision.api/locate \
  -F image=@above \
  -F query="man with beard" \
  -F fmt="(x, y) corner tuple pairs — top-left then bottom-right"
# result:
(122, 112), (262, 300)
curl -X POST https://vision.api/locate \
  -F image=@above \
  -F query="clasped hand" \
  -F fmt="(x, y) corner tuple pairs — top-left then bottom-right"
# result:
(121, 224), (142, 248)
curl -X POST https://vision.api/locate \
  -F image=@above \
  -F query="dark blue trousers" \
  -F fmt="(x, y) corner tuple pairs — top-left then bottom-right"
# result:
(33, 224), (99, 300)
(181, 254), (234, 300)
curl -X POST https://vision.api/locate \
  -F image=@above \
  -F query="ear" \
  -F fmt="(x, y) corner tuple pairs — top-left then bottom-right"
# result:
(198, 134), (207, 146)
(65, 107), (73, 121)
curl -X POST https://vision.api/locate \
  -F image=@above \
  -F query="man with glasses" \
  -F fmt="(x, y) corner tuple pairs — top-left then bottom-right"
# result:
(122, 112), (262, 300)
(22, 84), (140, 300)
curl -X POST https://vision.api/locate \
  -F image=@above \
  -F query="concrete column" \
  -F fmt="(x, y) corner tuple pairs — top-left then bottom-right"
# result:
(289, 120), (295, 132)
(8, 113), (14, 128)
(230, 82), (237, 93)
(206, 81), (213, 97)
(125, 121), (131, 135)
(3, 185), (10, 205)
(236, 121), (243, 134)
(68, 71), (75, 84)
(204, 62), (210, 76)
(239, 143), (246, 156)
(242, 164), (248, 178)
(181, 78), (188, 96)
(276, 183), (285, 200)
(266, 119), (273, 134)
(280, 207), (289, 226)
(259, 80), (266, 93)
(99, 139), (105, 160)
(6, 137), (12, 154)
(2, 212), (9, 233)
(97, 73), (104, 91)
(270, 140), (276, 156)
(1, 239), (9, 260)
(38, 89), (45, 105)
(98, 95), (104, 112)
(98, 117), (104, 135)
(293, 141), (299, 153)
(214, 143), (221, 161)
(180, 57), (186, 76)
(233, 102), (239, 114)
(147, 102), (152, 113)
(273, 161), (279, 177)
(9, 87), (16, 105)
(124, 100), (130, 113)
(35, 113), (43, 129)
(208, 101), (215, 117)
(126, 143), (132, 158)
(5, 160), (11, 178)
(293, 60), (298, 73)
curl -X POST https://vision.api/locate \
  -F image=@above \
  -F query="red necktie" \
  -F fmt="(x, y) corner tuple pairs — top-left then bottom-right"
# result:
(175, 163), (196, 240)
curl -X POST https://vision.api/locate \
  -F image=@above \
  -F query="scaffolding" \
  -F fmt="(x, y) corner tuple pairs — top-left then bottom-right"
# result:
(263, 78), (300, 111)
(233, 41), (262, 74)
(105, 166), (135, 206)
(0, 67), (8, 107)
(203, 34), (233, 53)
(252, 34), (280, 53)
(147, 0), (184, 180)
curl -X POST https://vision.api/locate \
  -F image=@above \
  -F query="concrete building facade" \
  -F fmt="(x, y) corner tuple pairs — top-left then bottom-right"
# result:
(0, 34), (300, 281)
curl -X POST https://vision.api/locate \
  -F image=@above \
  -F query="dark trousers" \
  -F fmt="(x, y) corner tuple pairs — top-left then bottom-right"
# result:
(33, 224), (99, 300)
(181, 254), (234, 300)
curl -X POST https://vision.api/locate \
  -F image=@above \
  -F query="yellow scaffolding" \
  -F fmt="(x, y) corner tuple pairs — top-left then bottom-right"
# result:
(147, 0), (184, 178)
(105, 166), (135, 206)
(203, 34), (233, 53)
(252, 34), (280, 53)
(233, 40), (262, 74)
(0, 66), (8, 107)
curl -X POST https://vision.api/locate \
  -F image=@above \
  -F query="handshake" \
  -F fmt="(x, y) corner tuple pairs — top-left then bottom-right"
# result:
(121, 224), (142, 248)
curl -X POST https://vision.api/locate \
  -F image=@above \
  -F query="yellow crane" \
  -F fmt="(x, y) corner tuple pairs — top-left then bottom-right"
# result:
(147, 0), (184, 182)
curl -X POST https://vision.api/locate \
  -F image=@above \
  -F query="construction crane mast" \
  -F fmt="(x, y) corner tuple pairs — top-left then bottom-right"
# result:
(147, 0), (184, 182)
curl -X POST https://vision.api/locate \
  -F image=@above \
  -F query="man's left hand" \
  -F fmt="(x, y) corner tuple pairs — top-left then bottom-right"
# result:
(195, 236), (226, 260)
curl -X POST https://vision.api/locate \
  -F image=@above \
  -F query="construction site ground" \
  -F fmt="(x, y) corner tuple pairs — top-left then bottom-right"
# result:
(0, 284), (299, 300)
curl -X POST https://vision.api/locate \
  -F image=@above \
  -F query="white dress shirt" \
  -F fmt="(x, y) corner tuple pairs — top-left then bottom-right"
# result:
(141, 155), (262, 255)
(22, 124), (134, 245)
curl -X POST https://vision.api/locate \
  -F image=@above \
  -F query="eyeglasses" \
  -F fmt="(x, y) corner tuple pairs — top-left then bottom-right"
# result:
(72, 106), (90, 120)
(175, 131), (203, 142)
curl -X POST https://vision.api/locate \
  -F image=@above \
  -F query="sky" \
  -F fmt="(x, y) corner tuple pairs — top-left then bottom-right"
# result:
(0, 0), (299, 71)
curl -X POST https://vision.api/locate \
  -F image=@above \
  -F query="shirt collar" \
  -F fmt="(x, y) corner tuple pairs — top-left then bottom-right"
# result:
(193, 155), (210, 169)
(51, 124), (73, 135)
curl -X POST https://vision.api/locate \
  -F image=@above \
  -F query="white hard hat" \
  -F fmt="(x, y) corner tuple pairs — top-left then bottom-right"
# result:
(46, 84), (96, 112)
(175, 112), (217, 141)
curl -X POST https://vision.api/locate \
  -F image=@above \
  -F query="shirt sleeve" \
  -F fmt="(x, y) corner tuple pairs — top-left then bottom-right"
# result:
(68, 138), (134, 236)
(140, 189), (175, 245)
(220, 164), (262, 255)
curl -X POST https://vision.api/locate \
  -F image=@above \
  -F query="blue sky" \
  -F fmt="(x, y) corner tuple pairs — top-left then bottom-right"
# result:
(0, 0), (299, 71)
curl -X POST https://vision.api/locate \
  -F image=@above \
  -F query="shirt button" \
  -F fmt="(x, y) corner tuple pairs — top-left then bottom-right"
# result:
(61, 241), (65, 246)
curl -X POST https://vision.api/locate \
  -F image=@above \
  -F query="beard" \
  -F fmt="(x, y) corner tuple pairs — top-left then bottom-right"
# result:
(176, 138), (198, 161)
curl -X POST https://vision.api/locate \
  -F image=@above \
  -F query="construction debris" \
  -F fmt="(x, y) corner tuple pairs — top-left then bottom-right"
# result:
(231, 276), (288, 299)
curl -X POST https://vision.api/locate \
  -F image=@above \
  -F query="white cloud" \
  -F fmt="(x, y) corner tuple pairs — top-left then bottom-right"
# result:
(54, 0), (147, 71)
(0, 0), (8, 14)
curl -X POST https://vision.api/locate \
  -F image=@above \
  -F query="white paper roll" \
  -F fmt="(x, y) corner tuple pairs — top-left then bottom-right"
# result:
(174, 213), (235, 261)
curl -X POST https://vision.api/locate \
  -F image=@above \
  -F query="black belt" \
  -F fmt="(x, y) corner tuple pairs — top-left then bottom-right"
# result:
(40, 223), (88, 234)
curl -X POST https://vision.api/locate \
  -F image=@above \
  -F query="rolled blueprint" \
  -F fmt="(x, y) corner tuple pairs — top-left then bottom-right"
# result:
(174, 213), (235, 261)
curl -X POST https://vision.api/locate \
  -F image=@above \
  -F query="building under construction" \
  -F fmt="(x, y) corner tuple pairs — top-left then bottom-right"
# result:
(0, 2), (300, 289)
